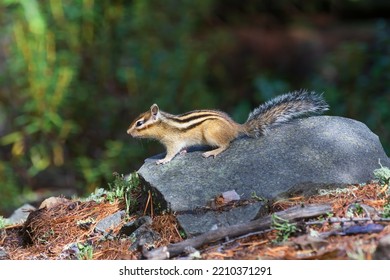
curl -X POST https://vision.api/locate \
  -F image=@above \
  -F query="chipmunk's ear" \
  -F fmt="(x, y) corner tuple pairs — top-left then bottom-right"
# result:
(150, 104), (160, 120)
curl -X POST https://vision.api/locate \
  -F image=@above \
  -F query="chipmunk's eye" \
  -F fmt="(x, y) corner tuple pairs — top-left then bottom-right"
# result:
(136, 120), (144, 127)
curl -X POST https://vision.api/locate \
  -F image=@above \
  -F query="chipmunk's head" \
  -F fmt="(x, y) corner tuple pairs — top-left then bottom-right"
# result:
(127, 104), (162, 138)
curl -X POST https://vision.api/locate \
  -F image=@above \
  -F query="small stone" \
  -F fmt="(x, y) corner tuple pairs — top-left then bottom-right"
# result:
(119, 216), (152, 236)
(39, 197), (70, 209)
(95, 211), (125, 233)
(121, 217), (160, 251)
(222, 190), (240, 203)
(129, 226), (160, 251)
(0, 247), (9, 260)
(293, 234), (329, 250)
(7, 204), (36, 225)
(60, 243), (79, 260)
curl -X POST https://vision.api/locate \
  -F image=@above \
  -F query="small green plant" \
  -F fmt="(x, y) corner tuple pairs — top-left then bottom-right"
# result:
(374, 160), (390, 186)
(251, 191), (268, 202)
(82, 172), (139, 214)
(382, 203), (390, 218)
(346, 203), (365, 218)
(107, 172), (139, 214)
(77, 242), (94, 260)
(179, 229), (187, 239)
(82, 188), (107, 203)
(326, 212), (334, 219)
(0, 216), (10, 229)
(271, 214), (297, 243)
(316, 212), (334, 222)
(38, 229), (55, 244)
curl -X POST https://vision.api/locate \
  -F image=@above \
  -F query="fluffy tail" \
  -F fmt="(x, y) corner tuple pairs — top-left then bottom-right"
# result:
(244, 90), (329, 137)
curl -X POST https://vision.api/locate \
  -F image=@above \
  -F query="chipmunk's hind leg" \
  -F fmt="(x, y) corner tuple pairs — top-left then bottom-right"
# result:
(201, 120), (236, 158)
(202, 143), (230, 158)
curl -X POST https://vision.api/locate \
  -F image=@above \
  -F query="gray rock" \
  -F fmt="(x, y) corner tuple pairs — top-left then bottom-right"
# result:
(95, 211), (125, 233)
(0, 247), (9, 260)
(137, 116), (390, 235)
(119, 216), (152, 236)
(60, 242), (80, 260)
(7, 204), (36, 224)
(177, 201), (265, 236)
(373, 234), (390, 260)
(129, 227), (160, 251)
(117, 216), (160, 251)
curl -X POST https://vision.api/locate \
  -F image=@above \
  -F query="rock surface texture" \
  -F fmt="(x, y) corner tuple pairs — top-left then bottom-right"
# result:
(137, 116), (390, 236)
(7, 204), (36, 224)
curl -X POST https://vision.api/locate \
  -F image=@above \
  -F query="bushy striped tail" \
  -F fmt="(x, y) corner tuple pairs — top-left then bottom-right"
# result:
(244, 90), (329, 137)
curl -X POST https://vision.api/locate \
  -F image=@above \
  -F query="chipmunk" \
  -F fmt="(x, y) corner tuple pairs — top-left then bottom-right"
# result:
(127, 90), (329, 164)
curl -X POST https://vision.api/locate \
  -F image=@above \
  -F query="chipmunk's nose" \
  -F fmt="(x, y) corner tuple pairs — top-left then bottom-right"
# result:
(127, 128), (138, 137)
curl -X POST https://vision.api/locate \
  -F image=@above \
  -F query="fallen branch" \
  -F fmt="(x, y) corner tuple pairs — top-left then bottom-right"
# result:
(306, 217), (390, 225)
(144, 203), (332, 259)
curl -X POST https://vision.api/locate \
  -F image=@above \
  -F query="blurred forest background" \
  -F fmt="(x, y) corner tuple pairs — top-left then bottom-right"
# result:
(0, 0), (389, 215)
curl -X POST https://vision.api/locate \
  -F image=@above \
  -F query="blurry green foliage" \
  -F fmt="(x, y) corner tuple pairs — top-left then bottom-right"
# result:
(309, 20), (390, 147)
(0, 0), (218, 214)
(0, 1), (389, 214)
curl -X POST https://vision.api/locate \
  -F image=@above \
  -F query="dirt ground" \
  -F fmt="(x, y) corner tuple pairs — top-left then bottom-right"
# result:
(1, 181), (389, 260)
